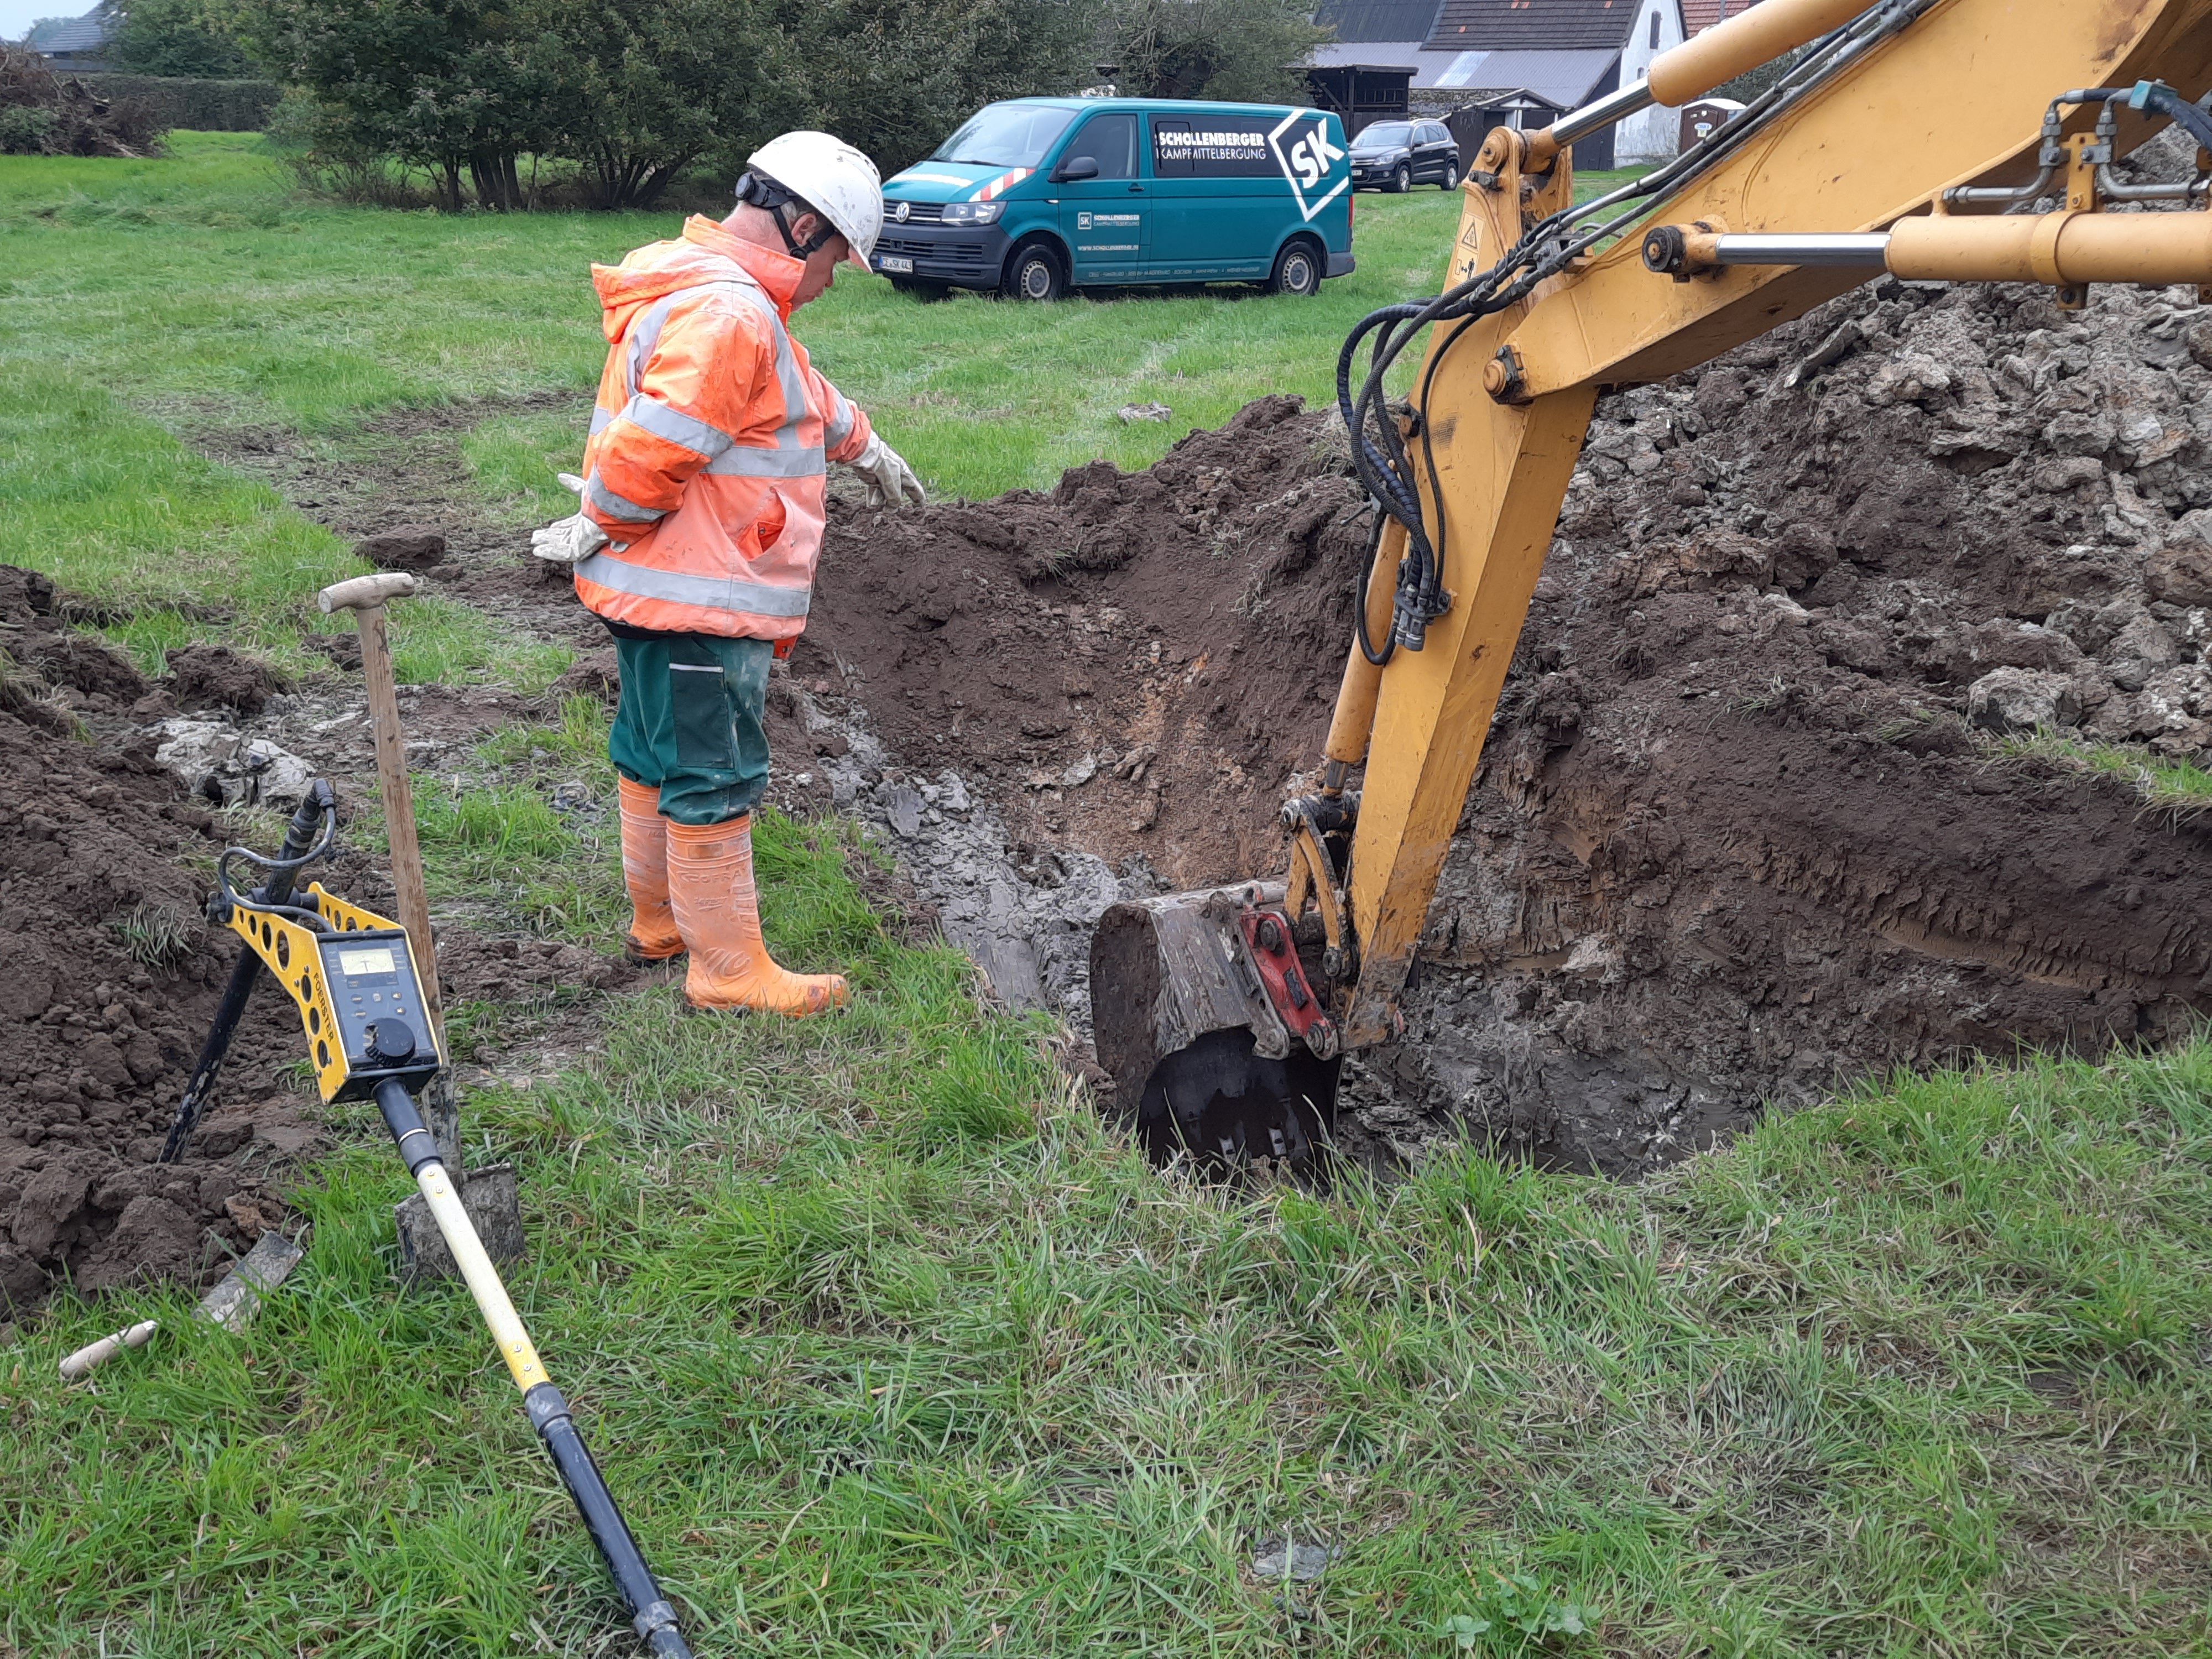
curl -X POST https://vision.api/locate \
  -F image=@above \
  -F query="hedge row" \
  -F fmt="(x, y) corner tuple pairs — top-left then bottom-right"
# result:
(73, 74), (279, 132)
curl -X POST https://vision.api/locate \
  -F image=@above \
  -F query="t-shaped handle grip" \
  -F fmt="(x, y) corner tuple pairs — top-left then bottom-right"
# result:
(317, 572), (420, 614)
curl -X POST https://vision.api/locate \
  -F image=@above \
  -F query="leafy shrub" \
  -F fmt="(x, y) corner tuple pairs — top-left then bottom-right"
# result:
(74, 75), (280, 132)
(0, 102), (56, 154)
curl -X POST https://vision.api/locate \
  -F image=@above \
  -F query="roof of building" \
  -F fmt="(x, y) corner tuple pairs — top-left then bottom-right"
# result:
(36, 14), (112, 54)
(1681, 0), (1760, 32)
(1427, 0), (1641, 53)
(1312, 40), (1428, 69)
(1311, 40), (1615, 103)
(1314, 1), (1449, 43)
(1307, 60), (1419, 80)
(1451, 85), (1569, 107)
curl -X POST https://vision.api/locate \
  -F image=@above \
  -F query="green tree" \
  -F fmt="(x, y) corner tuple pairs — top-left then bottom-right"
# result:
(773, 0), (1095, 176)
(109, 0), (253, 76)
(532, 0), (795, 210)
(231, 0), (551, 208)
(1102, 0), (1325, 102)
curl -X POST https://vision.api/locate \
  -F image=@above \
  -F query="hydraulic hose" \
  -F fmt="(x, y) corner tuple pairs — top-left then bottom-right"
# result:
(2130, 80), (2212, 154)
(159, 781), (338, 1162)
(1333, 0), (1943, 652)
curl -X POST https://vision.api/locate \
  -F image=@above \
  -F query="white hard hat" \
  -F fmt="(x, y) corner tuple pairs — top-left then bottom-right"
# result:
(747, 131), (883, 269)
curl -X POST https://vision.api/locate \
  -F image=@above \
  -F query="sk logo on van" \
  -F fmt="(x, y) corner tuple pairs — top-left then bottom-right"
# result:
(1269, 111), (1348, 222)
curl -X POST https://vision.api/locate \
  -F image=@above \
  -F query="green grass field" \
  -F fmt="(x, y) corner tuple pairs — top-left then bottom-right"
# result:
(3, 135), (2211, 1658)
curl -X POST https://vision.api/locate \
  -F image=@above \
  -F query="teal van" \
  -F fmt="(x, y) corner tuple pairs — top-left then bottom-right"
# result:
(874, 98), (1354, 301)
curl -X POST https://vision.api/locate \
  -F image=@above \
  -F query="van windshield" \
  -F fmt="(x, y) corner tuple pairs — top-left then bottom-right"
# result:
(931, 102), (1078, 169)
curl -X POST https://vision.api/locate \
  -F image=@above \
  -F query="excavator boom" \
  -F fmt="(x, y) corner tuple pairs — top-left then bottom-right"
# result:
(1092, 0), (2212, 1166)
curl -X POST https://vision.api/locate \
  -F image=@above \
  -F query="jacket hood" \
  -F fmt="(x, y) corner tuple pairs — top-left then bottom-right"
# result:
(590, 217), (804, 341)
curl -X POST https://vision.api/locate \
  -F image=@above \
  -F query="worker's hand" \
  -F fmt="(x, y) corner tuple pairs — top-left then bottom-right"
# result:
(529, 472), (611, 565)
(848, 432), (927, 510)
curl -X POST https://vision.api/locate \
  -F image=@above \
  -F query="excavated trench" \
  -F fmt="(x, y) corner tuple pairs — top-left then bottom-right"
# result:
(13, 244), (2212, 1309)
(797, 274), (2212, 1175)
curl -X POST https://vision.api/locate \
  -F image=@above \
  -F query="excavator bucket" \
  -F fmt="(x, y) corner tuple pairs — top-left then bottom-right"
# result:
(1089, 880), (1342, 1168)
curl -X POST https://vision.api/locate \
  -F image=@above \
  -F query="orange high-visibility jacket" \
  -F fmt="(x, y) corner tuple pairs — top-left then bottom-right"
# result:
(573, 217), (873, 640)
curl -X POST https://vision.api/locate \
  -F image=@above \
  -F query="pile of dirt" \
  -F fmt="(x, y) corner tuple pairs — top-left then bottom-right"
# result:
(0, 565), (153, 716)
(0, 573), (319, 1311)
(1376, 273), (2212, 1172)
(165, 644), (289, 715)
(806, 279), (2212, 1174)
(0, 560), (650, 1310)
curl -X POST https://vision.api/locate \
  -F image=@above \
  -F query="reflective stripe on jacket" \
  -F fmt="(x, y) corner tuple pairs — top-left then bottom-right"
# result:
(572, 217), (873, 640)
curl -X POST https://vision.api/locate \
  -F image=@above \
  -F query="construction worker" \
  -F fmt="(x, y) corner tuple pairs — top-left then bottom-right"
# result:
(531, 131), (924, 1016)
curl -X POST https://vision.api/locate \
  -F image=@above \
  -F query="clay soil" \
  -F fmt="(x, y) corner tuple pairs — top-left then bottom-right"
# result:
(804, 279), (2212, 1175)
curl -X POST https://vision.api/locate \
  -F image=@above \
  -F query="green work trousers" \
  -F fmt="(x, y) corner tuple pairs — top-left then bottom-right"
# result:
(608, 632), (774, 826)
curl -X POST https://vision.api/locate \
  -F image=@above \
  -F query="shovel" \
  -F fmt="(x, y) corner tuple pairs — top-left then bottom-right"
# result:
(58, 1226), (308, 1381)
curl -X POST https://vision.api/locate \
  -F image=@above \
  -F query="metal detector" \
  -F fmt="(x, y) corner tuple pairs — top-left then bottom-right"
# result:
(164, 785), (694, 1657)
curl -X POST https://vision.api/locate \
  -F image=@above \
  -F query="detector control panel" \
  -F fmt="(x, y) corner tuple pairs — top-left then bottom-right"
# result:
(225, 885), (442, 1103)
(320, 928), (428, 1061)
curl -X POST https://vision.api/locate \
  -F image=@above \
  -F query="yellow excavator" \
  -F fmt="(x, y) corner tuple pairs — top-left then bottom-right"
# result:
(1090, 0), (2212, 1165)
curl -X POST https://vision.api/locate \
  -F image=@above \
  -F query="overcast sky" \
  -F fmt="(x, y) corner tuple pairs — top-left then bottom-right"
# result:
(4, 3), (85, 43)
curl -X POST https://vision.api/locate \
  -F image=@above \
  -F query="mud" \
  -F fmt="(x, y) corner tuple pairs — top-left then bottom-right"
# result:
(806, 278), (2212, 1173)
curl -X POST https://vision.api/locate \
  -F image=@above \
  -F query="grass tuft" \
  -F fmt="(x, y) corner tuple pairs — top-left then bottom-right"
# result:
(114, 899), (204, 968)
(1996, 728), (2212, 818)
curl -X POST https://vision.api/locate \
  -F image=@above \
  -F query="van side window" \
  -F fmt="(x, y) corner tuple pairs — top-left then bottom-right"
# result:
(1064, 113), (1139, 181)
(1151, 115), (1277, 177)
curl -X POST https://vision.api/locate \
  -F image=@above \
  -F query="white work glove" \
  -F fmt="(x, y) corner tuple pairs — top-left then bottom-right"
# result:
(848, 432), (927, 509)
(529, 472), (611, 565)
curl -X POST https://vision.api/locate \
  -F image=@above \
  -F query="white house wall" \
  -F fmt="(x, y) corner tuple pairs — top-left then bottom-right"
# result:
(1615, 0), (1687, 160)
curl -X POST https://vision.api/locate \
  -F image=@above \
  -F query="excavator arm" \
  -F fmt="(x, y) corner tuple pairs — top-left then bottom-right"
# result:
(1091, 0), (2212, 1167)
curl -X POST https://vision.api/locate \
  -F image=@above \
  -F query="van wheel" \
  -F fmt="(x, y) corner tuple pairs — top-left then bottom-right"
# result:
(1389, 163), (1411, 194)
(1441, 160), (1459, 191)
(1001, 241), (1066, 302)
(1269, 238), (1323, 297)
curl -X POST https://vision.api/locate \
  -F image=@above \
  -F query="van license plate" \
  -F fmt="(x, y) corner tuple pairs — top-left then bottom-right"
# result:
(879, 256), (914, 274)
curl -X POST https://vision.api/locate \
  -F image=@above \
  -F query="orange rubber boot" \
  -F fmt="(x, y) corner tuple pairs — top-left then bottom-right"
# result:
(617, 776), (684, 962)
(666, 815), (848, 1016)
